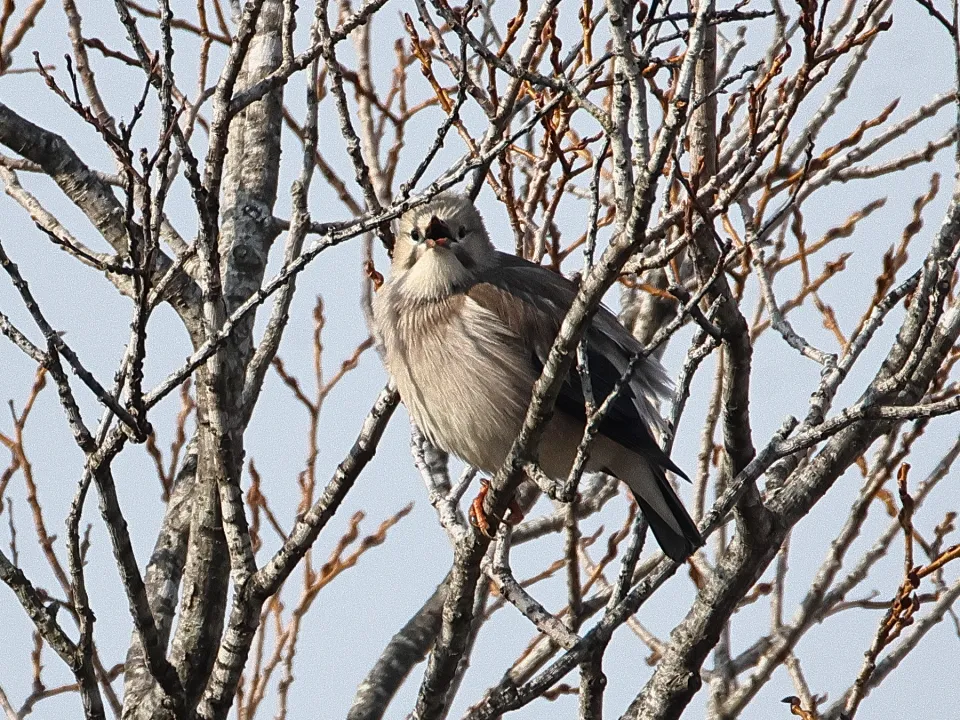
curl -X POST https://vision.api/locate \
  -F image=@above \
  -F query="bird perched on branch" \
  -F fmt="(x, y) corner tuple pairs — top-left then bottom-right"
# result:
(372, 193), (702, 561)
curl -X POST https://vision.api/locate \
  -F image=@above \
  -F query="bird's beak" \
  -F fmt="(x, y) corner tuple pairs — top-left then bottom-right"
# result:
(424, 216), (453, 248)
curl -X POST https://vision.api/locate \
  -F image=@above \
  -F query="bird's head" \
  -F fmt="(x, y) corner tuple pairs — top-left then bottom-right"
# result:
(391, 193), (495, 299)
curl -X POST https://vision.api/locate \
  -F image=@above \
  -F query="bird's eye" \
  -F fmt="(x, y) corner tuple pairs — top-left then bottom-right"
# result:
(457, 226), (466, 239)
(410, 229), (421, 242)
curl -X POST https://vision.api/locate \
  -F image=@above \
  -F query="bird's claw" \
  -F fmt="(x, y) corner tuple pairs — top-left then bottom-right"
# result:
(468, 479), (525, 539)
(469, 479), (494, 537)
(364, 260), (384, 290)
(505, 493), (526, 525)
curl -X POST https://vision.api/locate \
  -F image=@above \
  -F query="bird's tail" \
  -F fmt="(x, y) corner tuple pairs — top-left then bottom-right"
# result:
(617, 459), (702, 562)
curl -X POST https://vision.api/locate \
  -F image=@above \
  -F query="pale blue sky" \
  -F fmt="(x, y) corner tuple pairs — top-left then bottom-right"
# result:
(1, 1), (958, 718)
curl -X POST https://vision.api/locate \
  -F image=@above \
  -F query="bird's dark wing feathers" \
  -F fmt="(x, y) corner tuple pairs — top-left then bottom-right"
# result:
(469, 252), (687, 480)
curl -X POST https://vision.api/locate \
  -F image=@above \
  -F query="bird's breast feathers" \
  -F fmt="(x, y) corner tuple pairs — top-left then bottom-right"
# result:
(374, 287), (534, 470)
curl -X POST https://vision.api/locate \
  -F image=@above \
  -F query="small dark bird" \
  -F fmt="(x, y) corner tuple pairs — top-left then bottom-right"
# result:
(373, 193), (702, 561)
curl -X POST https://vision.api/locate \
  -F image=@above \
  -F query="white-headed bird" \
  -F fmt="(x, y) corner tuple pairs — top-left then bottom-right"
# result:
(373, 193), (702, 561)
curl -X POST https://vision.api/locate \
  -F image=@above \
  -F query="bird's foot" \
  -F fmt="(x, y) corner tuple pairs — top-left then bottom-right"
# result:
(364, 260), (384, 290)
(469, 479), (495, 537)
(504, 493), (526, 527)
(469, 479), (525, 539)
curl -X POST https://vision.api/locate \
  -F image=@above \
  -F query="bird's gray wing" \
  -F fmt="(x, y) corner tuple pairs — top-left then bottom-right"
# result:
(469, 252), (686, 480)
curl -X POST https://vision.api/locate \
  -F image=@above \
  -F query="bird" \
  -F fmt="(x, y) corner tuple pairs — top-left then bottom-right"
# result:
(372, 192), (702, 561)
